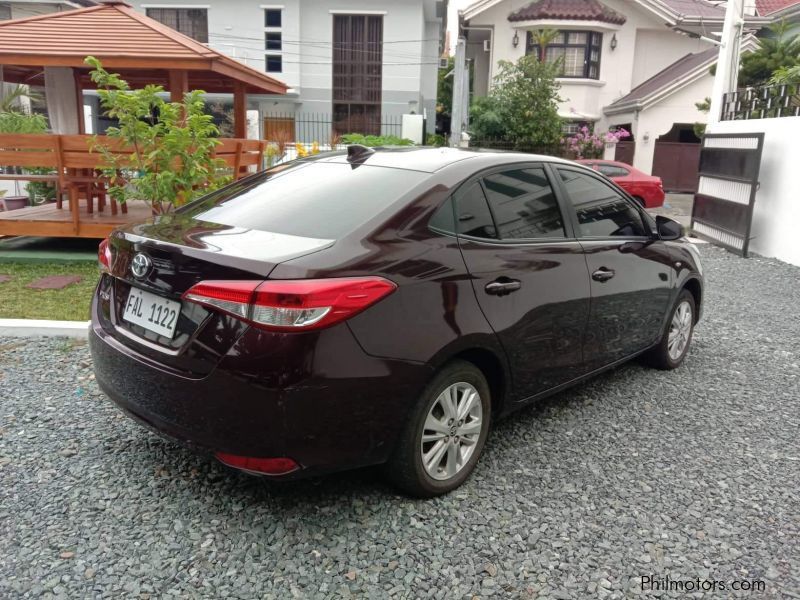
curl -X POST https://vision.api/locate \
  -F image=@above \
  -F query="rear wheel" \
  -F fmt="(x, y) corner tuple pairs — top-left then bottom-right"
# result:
(643, 289), (695, 370)
(386, 360), (491, 497)
(632, 195), (646, 208)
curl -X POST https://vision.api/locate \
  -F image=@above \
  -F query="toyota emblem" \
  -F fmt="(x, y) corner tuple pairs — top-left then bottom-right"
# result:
(130, 253), (152, 279)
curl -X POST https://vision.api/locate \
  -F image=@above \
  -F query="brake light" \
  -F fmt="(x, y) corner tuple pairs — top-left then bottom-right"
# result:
(98, 238), (113, 272)
(182, 276), (397, 331)
(215, 453), (300, 475)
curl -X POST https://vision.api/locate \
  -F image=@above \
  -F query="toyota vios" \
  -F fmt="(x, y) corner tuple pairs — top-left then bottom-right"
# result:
(90, 146), (703, 497)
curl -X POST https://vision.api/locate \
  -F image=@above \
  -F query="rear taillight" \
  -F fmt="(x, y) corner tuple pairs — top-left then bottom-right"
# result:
(182, 276), (397, 331)
(216, 453), (300, 475)
(98, 238), (113, 272)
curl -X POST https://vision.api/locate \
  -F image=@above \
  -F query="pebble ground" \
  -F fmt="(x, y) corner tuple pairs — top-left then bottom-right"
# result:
(1, 245), (798, 599)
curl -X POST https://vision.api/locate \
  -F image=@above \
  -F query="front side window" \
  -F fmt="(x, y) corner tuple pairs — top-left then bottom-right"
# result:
(557, 169), (647, 238)
(527, 31), (602, 79)
(482, 168), (565, 240)
(146, 8), (208, 42)
(454, 183), (497, 239)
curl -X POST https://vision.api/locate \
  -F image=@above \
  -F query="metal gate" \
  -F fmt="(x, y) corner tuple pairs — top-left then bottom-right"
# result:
(690, 133), (765, 257)
(614, 141), (635, 165)
(652, 141), (701, 192)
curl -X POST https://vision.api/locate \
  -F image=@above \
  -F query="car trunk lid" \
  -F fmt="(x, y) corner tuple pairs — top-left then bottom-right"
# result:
(97, 214), (334, 376)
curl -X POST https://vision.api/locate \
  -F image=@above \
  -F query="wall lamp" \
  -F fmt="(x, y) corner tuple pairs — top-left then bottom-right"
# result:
(610, 33), (618, 51)
(512, 31), (520, 48)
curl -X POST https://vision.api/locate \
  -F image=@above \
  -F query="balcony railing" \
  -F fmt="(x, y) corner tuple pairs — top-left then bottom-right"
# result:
(721, 83), (800, 121)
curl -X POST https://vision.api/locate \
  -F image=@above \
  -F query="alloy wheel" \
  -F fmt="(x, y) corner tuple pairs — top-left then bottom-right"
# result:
(668, 300), (693, 361)
(420, 382), (484, 481)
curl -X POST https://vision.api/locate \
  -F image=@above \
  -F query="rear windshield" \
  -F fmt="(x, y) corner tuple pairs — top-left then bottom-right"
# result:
(182, 161), (429, 239)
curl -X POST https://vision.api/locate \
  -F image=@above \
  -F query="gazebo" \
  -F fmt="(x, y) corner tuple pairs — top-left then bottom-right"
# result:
(0, 0), (287, 137)
(0, 0), (287, 238)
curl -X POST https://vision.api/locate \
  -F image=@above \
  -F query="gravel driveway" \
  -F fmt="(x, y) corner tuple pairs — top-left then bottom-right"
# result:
(1, 245), (798, 599)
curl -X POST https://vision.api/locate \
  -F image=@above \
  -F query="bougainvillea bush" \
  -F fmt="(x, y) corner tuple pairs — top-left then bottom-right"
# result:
(562, 126), (631, 160)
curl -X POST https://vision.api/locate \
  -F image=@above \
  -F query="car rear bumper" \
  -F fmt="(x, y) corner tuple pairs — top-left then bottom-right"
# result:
(90, 308), (432, 478)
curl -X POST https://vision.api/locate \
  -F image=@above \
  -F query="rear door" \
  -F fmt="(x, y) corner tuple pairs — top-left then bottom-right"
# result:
(552, 166), (673, 371)
(456, 164), (591, 401)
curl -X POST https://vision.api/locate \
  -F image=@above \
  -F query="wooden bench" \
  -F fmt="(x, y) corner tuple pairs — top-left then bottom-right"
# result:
(0, 134), (267, 222)
(214, 138), (266, 179)
(0, 133), (62, 208)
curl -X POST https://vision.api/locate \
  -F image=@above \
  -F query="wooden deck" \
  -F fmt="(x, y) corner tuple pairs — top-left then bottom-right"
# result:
(0, 200), (151, 239)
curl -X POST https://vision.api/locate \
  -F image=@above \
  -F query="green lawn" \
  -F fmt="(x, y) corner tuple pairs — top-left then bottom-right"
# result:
(0, 262), (100, 321)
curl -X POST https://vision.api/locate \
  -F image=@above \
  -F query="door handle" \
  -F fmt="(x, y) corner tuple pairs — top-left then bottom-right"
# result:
(592, 268), (615, 282)
(485, 279), (521, 296)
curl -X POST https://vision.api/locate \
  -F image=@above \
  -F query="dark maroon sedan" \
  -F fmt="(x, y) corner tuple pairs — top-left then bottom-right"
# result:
(91, 146), (703, 497)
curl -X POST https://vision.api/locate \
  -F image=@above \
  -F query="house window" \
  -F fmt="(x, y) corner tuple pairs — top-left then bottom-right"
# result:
(265, 32), (282, 51)
(265, 8), (282, 28)
(527, 31), (602, 79)
(0, 3), (11, 20)
(146, 8), (208, 43)
(332, 14), (384, 136)
(264, 8), (283, 74)
(266, 55), (283, 73)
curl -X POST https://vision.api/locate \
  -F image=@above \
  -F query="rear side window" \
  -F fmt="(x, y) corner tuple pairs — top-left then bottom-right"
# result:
(428, 197), (456, 234)
(557, 169), (647, 238)
(482, 168), (565, 240)
(454, 183), (496, 239)
(185, 162), (429, 239)
(597, 164), (630, 178)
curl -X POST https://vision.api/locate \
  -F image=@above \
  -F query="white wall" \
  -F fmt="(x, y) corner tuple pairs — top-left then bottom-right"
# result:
(631, 29), (711, 88)
(705, 117), (800, 267)
(132, 0), (441, 121)
(619, 73), (712, 174)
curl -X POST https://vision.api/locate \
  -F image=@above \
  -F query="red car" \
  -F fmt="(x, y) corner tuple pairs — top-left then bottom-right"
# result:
(577, 160), (665, 208)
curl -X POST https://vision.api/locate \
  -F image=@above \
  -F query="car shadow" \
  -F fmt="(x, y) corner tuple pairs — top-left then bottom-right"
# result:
(124, 359), (655, 511)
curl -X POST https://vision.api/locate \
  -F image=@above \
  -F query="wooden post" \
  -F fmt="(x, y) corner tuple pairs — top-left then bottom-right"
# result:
(74, 71), (85, 135)
(168, 70), (189, 103)
(233, 81), (247, 139)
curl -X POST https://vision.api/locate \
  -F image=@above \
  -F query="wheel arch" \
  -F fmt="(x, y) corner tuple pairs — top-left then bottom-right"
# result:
(682, 277), (703, 323)
(431, 342), (510, 420)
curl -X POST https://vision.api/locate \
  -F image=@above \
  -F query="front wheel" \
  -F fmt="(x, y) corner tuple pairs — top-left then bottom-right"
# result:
(386, 360), (491, 497)
(643, 289), (696, 370)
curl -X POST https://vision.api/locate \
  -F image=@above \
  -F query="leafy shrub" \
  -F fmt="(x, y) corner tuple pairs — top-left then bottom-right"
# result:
(425, 133), (447, 147)
(86, 56), (228, 214)
(468, 55), (563, 148)
(339, 133), (414, 147)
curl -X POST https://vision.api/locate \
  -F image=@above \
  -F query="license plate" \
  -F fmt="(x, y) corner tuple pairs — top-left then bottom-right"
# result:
(123, 287), (181, 338)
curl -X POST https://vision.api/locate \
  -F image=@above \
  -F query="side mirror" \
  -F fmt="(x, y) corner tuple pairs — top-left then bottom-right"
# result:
(656, 215), (685, 241)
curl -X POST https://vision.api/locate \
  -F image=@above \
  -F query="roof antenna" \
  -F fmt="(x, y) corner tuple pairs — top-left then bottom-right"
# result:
(347, 144), (375, 163)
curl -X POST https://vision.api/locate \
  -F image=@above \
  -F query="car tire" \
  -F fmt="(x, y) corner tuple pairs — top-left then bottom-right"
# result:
(643, 289), (696, 370)
(385, 360), (491, 498)
(633, 196), (646, 208)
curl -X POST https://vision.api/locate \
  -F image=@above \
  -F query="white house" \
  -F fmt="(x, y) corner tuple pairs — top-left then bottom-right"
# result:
(0, 0), (95, 20)
(460, 0), (771, 188)
(127, 0), (447, 138)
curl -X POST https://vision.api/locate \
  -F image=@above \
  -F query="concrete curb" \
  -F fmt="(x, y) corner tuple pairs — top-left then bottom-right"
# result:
(0, 319), (90, 339)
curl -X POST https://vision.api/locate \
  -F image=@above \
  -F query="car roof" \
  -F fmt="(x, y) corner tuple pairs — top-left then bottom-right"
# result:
(304, 146), (574, 174)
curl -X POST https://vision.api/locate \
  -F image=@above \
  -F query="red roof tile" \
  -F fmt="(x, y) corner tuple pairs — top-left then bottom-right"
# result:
(755, 0), (800, 15)
(508, 0), (627, 25)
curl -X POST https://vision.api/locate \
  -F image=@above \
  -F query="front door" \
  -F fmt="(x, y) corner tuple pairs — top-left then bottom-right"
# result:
(455, 165), (591, 401)
(553, 167), (673, 371)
